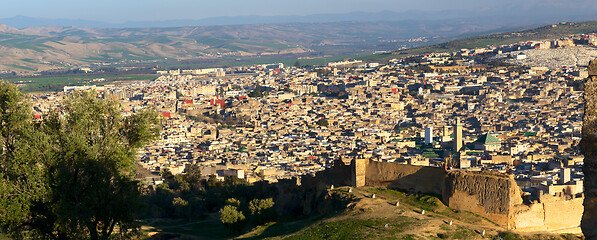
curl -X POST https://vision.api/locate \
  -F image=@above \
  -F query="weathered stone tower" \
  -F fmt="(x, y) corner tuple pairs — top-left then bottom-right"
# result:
(582, 60), (597, 238)
(351, 158), (368, 187)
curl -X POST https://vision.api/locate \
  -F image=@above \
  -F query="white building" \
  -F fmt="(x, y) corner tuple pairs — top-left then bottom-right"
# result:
(425, 126), (433, 144)
(516, 52), (527, 60)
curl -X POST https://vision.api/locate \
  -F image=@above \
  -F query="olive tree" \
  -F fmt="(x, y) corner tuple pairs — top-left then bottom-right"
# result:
(0, 87), (161, 240)
(0, 82), (50, 236)
(40, 91), (161, 239)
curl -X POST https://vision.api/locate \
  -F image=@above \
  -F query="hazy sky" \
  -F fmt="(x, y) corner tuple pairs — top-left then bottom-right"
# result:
(2, 0), (597, 22)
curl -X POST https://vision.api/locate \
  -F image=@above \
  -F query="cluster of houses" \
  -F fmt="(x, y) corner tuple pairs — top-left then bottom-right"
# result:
(29, 31), (590, 200)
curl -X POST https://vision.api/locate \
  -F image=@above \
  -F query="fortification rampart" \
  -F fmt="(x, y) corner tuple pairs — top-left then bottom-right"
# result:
(302, 159), (353, 188)
(443, 170), (522, 228)
(333, 159), (582, 232)
(512, 193), (583, 233)
(364, 160), (445, 196)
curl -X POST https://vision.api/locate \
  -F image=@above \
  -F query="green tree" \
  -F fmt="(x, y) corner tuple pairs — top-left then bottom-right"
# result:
(219, 205), (245, 232)
(0, 85), (161, 239)
(0, 82), (50, 237)
(248, 85), (263, 98)
(248, 198), (274, 216)
(184, 164), (203, 191)
(316, 118), (329, 126)
(226, 198), (241, 208)
(172, 197), (190, 219)
(38, 91), (161, 240)
(248, 198), (275, 225)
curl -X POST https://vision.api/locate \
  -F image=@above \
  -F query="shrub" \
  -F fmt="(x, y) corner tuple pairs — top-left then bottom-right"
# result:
(226, 198), (241, 208)
(172, 197), (190, 219)
(249, 198), (276, 225)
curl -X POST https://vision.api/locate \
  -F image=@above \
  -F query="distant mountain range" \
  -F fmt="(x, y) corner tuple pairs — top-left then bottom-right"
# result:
(0, 9), (596, 74)
(3, 11), (477, 28)
(2, 8), (597, 29)
(0, 18), (514, 74)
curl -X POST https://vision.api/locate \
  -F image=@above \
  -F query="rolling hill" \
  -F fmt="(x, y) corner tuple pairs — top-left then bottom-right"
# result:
(3, 17), (597, 75)
(376, 20), (597, 58)
(0, 18), (527, 74)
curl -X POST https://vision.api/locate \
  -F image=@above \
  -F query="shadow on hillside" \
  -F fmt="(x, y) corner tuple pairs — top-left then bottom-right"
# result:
(237, 211), (346, 240)
(145, 232), (182, 240)
(363, 224), (381, 230)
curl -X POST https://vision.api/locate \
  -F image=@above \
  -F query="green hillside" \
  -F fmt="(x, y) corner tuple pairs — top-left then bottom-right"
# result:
(5, 74), (157, 92)
(141, 187), (581, 240)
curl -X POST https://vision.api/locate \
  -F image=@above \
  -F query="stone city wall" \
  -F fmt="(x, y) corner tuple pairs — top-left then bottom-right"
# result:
(332, 159), (582, 232)
(363, 160), (446, 196)
(512, 194), (583, 233)
(443, 170), (523, 228)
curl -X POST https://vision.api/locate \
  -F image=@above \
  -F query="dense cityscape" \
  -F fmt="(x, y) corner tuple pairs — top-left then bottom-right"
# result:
(6, 17), (597, 239)
(29, 30), (595, 202)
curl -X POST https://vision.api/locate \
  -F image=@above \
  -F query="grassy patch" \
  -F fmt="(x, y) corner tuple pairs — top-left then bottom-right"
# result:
(369, 188), (499, 226)
(3, 74), (157, 92)
(20, 58), (38, 64)
(6, 64), (36, 71)
(438, 225), (477, 239)
(10, 43), (50, 52)
(401, 234), (418, 240)
(370, 188), (443, 213)
(283, 217), (415, 240)
(238, 215), (326, 240)
(50, 40), (66, 45)
(490, 231), (583, 240)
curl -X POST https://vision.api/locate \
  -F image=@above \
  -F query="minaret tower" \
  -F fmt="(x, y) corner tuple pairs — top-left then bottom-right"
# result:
(453, 117), (463, 152)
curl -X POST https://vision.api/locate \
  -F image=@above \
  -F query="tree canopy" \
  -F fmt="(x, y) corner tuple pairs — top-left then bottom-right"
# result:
(0, 82), (49, 235)
(0, 85), (161, 240)
(248, 85), (268, 98)
(316, 118), (329, 126)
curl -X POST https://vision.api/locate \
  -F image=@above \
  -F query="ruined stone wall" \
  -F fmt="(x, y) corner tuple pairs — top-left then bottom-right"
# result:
(301, 159), (353, 189)
(442, 171), (523, 228)
(269, 159), (354, 216)
(543, 196), (583, 233)
(304, 159), (581, 232)
(582, 59), (597, 238)
(512, 194), (583, 233)
(364, 160), (446, 196)
(511, 203), (545, 230)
